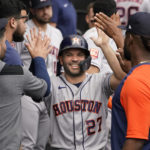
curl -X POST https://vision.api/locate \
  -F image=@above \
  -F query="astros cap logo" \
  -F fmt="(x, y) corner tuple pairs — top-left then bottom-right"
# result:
(72, 37), (80, 45)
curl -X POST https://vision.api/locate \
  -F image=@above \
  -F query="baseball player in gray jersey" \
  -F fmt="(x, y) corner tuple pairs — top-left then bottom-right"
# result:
(0, 18), (51, 150)
(45, 34), (126, 150)
(15, 0), (63, 149)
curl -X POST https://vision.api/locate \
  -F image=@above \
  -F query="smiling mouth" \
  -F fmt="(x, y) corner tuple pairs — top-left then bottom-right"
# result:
(70, 64), (80, 69)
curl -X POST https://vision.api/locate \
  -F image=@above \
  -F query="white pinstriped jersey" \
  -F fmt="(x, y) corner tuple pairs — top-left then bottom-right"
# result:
(16, 19), (63, 76)
(116, 0), (150, 25)
(46, 72), (113, 150)
(83, 27), (117, 74)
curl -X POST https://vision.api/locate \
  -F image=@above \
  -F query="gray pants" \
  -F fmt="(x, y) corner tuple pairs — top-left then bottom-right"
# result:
(21, 96), (50, 150)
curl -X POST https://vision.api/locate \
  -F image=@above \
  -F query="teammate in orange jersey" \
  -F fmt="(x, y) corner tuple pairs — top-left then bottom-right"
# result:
(94, 11), (150, 150)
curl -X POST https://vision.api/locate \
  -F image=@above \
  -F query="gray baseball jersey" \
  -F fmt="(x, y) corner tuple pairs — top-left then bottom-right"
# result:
(0, 60), (47, 150)
(83, 27), (117, 74)
(45, 72), (113, 150)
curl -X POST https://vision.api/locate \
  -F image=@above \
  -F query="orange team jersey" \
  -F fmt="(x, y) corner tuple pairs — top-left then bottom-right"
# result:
(111, 63), (150, 150)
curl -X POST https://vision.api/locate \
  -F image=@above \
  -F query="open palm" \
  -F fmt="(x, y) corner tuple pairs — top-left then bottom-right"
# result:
(25, 28), (51, 59)
(91, 27), (109, 48)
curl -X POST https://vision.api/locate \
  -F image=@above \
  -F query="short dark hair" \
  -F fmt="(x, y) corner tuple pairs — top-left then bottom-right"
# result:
(86, 2), (94, 14)
(0, 0), (27, 18)
(131, 33), (150, 52)
(93, 0), (116, 17)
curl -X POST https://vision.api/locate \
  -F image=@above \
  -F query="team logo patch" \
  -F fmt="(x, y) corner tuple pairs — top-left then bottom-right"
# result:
(90, 48), (99, 59)
(72, 37), (80, 45)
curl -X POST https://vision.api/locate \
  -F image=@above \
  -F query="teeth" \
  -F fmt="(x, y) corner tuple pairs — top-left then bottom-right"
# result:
(72, 65), (78, 67)
(71, 65), (79, 68)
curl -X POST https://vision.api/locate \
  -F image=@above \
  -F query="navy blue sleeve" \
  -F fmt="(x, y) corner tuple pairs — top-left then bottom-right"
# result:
(3, 41), (23, 66)
(32, 57), (50, 96)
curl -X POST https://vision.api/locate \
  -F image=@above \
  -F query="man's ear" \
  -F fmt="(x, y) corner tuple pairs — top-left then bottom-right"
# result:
(9, 17), (17, 29)
(59, 56), (63, 65)
(49, 6), (53, 18)
(85, 14), (90, 24)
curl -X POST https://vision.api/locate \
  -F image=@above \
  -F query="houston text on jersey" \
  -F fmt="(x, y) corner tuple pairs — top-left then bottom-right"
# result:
(53, 100), (102, 116)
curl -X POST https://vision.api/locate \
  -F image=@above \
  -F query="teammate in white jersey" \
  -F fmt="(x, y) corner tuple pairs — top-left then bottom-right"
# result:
(116, 0), (150, 25)
(83, 0), (118, 74)
(15, 0), (63, 149)
(44, 33), (126, 150)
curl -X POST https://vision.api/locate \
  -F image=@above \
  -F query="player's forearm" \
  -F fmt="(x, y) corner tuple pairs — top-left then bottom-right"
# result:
(32, 57), (50, 96)
(100, 44), (126, 80)
(122, 139), (145, 150)
(113, 33), (124, 49)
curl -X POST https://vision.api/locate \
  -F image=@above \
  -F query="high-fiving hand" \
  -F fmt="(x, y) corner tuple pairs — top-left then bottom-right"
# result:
(94, 12), (124, 49)
(25, 28), (52, 59)
(90, 27), (109, 49)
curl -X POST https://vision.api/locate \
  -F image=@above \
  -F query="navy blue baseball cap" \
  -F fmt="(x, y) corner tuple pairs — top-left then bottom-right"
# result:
(30, 0), (52, 9)
(118, 12), (150, 36)
(0, 18), (8, 31)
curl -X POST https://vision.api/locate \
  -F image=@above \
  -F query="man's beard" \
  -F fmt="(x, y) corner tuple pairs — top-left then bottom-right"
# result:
(63, 62), (84, 77)
(34, 15), (50, 24)
(124, 44), (131, 61)
(13, 30), (24, 42)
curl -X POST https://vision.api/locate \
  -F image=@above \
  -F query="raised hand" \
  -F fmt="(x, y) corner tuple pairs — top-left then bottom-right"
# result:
(25, 28), (52, 59)
(113, 12), (121, 26)
(94, 12), (124, 48)
(90, 27), (109, 48)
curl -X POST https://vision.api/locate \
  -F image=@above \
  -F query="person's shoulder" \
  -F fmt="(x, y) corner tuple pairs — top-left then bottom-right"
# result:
(132, 64), (150, 77)
(125, 64), (150, 85)
(47, 24), (60, 32)
(83, 27), (97, 39)
(47, 24), (63, 37)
